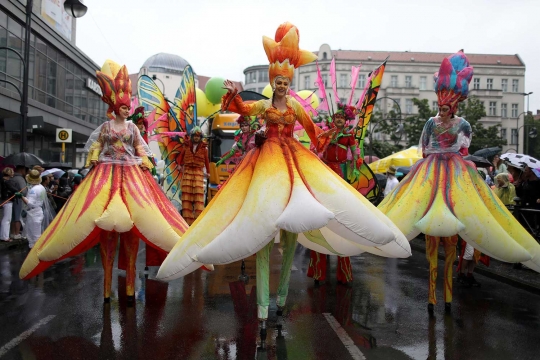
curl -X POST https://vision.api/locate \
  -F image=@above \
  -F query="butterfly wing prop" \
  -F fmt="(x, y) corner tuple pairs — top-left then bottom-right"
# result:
(348, 59), (388, 203)
(173, 65), (197, 134)
(138, 75), (184, 210)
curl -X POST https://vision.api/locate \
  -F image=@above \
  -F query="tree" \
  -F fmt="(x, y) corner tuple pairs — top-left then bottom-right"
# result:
(457, 96), (506, 154)
(403, 98), (436, 148)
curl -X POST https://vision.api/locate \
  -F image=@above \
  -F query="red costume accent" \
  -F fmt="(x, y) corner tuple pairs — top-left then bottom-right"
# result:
(179, 137), (210, 225)
(307, 127), (356, 283)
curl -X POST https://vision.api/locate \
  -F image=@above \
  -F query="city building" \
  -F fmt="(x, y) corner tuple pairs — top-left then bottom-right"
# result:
(1, 0), (108, 167)
(243, 44), (529, 153)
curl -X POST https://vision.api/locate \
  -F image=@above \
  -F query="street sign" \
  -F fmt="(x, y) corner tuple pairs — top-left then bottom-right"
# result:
(56, 128), (72, 143)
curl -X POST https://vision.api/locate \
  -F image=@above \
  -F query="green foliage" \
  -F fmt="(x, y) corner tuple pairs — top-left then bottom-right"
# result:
(403, 98), (436, 147)
(524, 113), (540, 158)
(457, 96), (506, 154)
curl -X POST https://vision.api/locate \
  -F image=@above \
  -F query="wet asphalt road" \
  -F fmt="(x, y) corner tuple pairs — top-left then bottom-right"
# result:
(0, 242), (539, 360)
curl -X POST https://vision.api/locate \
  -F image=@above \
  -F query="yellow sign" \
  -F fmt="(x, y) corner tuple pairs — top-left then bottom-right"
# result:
(56, 128), (72, 143)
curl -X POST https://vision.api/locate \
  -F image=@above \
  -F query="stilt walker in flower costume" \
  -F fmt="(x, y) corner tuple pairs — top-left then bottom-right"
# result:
(19, 61), (190, 302)
(216, 115), (258, 166)
(378, 50), (540, 314)
(307, 105), (358, 285)
(179, 126), (210, 225)
(157, 22), (410, 346)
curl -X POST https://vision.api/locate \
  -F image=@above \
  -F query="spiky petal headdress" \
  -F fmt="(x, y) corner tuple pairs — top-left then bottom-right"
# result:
(96, 60), (132, 119)
(128, 106), (148, 129)
(434, 50), (474, 113)
(263, 22), (317, 86)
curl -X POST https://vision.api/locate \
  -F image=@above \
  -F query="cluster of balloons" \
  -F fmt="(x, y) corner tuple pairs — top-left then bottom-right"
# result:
(197, 77), (227, 117)
(197, 78), (321, 118)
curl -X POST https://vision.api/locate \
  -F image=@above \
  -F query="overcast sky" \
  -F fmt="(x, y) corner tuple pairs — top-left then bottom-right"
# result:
(76, 0), (540, 112)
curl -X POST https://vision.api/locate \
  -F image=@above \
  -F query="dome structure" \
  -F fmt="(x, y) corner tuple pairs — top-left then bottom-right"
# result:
(141, 53), (194, 75)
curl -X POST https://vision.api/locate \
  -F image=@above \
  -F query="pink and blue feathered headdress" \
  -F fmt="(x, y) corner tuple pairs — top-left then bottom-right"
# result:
(434, 50), (474, 113)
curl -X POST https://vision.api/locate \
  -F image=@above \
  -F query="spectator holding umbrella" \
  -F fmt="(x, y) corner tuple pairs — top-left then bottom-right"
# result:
(15, 169), (48, 249)
(1, 168), (17, 242)
(490, 154), (507, 177)
(7, 166), (28, 240)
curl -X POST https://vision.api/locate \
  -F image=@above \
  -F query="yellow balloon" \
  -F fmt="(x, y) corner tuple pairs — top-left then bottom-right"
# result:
(207, 101), (221, 116)
(296, 90), (320, 109)
(196, 88), (209, 117)
(262, 84), (273, 98)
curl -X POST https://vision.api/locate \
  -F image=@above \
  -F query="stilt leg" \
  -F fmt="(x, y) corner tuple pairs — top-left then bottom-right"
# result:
(100, 231), (118, 301)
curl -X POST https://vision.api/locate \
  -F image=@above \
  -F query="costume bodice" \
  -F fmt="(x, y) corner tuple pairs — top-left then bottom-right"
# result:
(421, 117), (472, 155)
(264, 106), (297, 139)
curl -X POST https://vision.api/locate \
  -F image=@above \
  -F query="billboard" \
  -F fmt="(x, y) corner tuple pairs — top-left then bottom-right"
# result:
(41, 0), (73, 41)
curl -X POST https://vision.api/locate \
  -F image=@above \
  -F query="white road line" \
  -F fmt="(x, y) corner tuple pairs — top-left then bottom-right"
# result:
(0, 315), (56, 358)
(323, 313), (366, 360)
(277, 248), (298, 271)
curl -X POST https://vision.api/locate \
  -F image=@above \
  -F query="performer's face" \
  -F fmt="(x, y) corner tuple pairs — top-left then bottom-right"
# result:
(274, 77), (290, 97)
(192, 134), (201, 143)
(118, 105), (130, 120)
(333, 115), (346, 129)
(240, 123), (250, 133)
(439, 105), (451, 117)
(136, 122), (145, 133)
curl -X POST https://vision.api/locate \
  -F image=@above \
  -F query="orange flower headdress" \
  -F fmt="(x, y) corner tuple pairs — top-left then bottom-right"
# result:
(96, 60), (132, 119)
(263, 22), (317, 87)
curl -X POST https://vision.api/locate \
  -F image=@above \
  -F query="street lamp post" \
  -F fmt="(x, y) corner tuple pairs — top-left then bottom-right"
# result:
(516, 111), (531, 154)
(522, 92), (533, 114)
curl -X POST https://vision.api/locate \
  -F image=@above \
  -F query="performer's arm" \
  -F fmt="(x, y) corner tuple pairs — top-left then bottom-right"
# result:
(133, 124), (154, 170)
(290, 97), (327, 152)
(222, 90), (266, 116)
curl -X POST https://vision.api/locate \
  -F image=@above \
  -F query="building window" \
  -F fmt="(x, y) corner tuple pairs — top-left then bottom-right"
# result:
(487, 78), (493, 90)
(322, 74), (328, 87)
(259, 70), (268, 83)
(501, 103), (507, 118)
(473, 78), (480, 90)
(323, 52), (327, 60)
(501, 79), (508, 92)
(405, 99), (413, 113)
(511, 129), (518, 145)
(304, 75), (311, 89)
(432, 101), (438, 111)
(339, 73), (347, 88)
(391, 75), (398, 87)
(405, 76), (412, 88)
(358, 74), (365, 88)
(511, 103), (518, 118)
(393, 98), (401, 111)
(489, 101), (496, 116)
(512, 79), (519, 92)
(501, 128), (507, 142)
(419, 76), (427, 90)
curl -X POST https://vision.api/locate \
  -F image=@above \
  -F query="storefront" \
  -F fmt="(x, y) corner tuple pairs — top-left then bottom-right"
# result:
(0, 1), (108, 167)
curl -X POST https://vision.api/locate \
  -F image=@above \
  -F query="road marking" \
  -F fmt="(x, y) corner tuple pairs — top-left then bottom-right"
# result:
(277, 248), (298, 271)
(323, 313), (366, 360)
(0, 315), (56, 357)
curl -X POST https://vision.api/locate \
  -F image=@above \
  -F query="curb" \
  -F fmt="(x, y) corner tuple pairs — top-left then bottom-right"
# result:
(0, 238), (28, 252)
(409, 241), (540, 296)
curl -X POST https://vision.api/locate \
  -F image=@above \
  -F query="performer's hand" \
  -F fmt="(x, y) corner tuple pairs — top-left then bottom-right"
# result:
(319, 128), (337, 138)
(91, 160), (97, 166)
(216, 159), (224, 167)
(222, 80), (236, 93)
(140, 164), (149, 171)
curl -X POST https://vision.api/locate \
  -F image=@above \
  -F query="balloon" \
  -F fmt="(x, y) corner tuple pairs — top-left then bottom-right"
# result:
(296, 90), (320, 109)
(205, 77), (227, 104)
(262, 84), (273, 98)
(207, 102), (221, 116)
(196, 88), (209, 117)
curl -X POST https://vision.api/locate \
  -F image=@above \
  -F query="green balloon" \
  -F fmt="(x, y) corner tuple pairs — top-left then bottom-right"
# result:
(205, 77), (227, 104)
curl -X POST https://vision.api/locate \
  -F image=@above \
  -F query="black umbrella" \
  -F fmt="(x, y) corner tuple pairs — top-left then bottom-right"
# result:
(2, 152), (45, 167)
(472, 147), (501, 159)
(464, 155), (493, 168)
